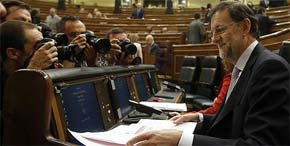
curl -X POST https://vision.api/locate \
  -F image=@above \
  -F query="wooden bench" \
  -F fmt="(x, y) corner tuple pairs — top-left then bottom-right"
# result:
(261, 28), (290, 44)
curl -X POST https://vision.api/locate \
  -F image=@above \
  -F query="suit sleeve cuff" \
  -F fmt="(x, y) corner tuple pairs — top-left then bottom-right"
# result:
(197, 112), (204, 122)
(178, 131), (194, 146)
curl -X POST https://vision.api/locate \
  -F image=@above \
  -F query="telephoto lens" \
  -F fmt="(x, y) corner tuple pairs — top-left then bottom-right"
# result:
(34, 38), (77, 60)
(118, 40), (137, 55)
(83, 30), (111, 54)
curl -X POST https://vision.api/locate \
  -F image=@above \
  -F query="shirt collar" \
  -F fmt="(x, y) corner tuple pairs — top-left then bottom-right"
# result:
(235, 40), (258, 71)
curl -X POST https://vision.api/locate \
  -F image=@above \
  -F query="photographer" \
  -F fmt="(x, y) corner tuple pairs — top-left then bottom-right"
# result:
(1, 20), (58, 80)
(57, 16), (92, 67)
(57, 16), (122, 67)
(0, 21), (58, 137)
(58, 16), (136, 67)
(1, 0), (31, 23)
(106, 28), (141, 65)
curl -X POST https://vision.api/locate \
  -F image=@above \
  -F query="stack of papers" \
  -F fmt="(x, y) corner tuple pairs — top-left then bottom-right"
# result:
(69, 119), (196, 146)
(140, 102), (187, 112)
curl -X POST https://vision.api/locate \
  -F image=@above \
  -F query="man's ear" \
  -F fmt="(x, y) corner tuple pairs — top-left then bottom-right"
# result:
(242, 18), (251, 34)
(6, 48), (20, 60)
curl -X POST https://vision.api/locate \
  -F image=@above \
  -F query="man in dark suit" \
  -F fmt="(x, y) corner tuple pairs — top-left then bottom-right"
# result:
(131, 3), (144, 19)
(127, 2), (290, 146)
(260, 0), (269, 8)
(145, 34), (163, 70)
(256, 7), (276, 36)
(187, 12), (205, 44)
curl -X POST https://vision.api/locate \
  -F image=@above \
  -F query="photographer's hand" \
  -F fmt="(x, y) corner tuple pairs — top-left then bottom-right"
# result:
(84, 44), (97, 66)
(106, 41), (122, 65)
(27, 42), (58, 69)
(70, 34), (86, 54)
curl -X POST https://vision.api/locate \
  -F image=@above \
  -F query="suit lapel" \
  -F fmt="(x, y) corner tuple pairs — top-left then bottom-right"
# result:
(209, 44), (263, 131)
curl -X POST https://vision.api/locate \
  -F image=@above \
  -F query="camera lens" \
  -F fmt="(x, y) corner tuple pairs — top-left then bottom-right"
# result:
(83, 31), (111, 54)
(57, 44), (78, 60)
(119, 40), (137, 55)
(93, 38), (111, 54)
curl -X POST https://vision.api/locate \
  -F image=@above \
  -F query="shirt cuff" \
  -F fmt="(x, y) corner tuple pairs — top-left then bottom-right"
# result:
(178, 131), (194, 146)
(197, 112), (203, 122)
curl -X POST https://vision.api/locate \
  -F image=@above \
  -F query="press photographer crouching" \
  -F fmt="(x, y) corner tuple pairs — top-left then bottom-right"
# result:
(0, 20), (58, 81)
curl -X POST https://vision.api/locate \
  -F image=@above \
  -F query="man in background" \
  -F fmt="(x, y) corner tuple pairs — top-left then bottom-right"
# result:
(131, 3), (144, 19)
(256, 7), (276, 36)
(45, 8), (61, 33)
(1, 0), (31, 23)
(145, 34), (163, 70)
(187, 12), (205, 44)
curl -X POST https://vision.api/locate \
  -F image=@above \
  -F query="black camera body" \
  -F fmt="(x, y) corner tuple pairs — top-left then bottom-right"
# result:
(82, 31), (111, 54)
(118, 40), (137, 55)
(34, 38), (77, 61)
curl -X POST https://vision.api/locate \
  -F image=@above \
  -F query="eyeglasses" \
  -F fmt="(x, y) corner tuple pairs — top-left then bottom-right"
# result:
(210, 22), (236, 38)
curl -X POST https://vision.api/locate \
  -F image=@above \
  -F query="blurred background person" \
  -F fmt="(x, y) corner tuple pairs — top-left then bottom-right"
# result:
(187, 12), (205, 44)
(2, 0), (31, 23)
(256, 7), (276, 36)
(128, 33), (143, 63)
(30, 8), (41, 24)
(247, 1), (257, 14)
(131, 3), (144, 19)
(0, 2), (6, 18)
(145, 34), (162, 70)
(57, 0), (66, 10)
(204, 3), (212, 23)
(45, 8), (61, 33)
(260, 0), (269, 8)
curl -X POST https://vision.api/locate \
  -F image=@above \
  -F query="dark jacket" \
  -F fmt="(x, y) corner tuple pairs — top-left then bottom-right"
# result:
(256, 14), (276, 36)
(131, 8), (144, 19)
(193, 44), (290, 145)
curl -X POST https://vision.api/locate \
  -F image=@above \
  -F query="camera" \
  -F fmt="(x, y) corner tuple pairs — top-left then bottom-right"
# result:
(34, 38), (78, 61)
(82, 31), (111, 54)
(118, 40), (137, 55)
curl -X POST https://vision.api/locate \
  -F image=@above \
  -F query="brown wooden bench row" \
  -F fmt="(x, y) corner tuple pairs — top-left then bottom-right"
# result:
(83, 21), (287, 35)
(24, 0), (289, 19)
(24, 0), (290, 16)
(154, 28), (290, 79)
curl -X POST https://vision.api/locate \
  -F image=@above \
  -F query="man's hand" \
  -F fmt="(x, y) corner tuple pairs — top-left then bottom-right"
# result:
(83, 44), (97, 66)
(70, 34), (86, 54)
(106, 39), (122, 65)
(126, 129), (182, 146)
(170, 113), (200, 125)
(27, 42), (58, 69)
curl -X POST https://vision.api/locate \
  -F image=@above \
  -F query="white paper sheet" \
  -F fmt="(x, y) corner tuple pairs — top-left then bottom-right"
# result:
(140, 101), (187, 111)
(69, 119), (196, 146)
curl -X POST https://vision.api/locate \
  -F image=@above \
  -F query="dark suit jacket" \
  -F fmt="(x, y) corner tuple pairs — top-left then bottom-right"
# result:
(131, 8), (144, 19)
(256, 14), (276, 36)
(193, 44), (290, 145)
(150, 43), (163, 70)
